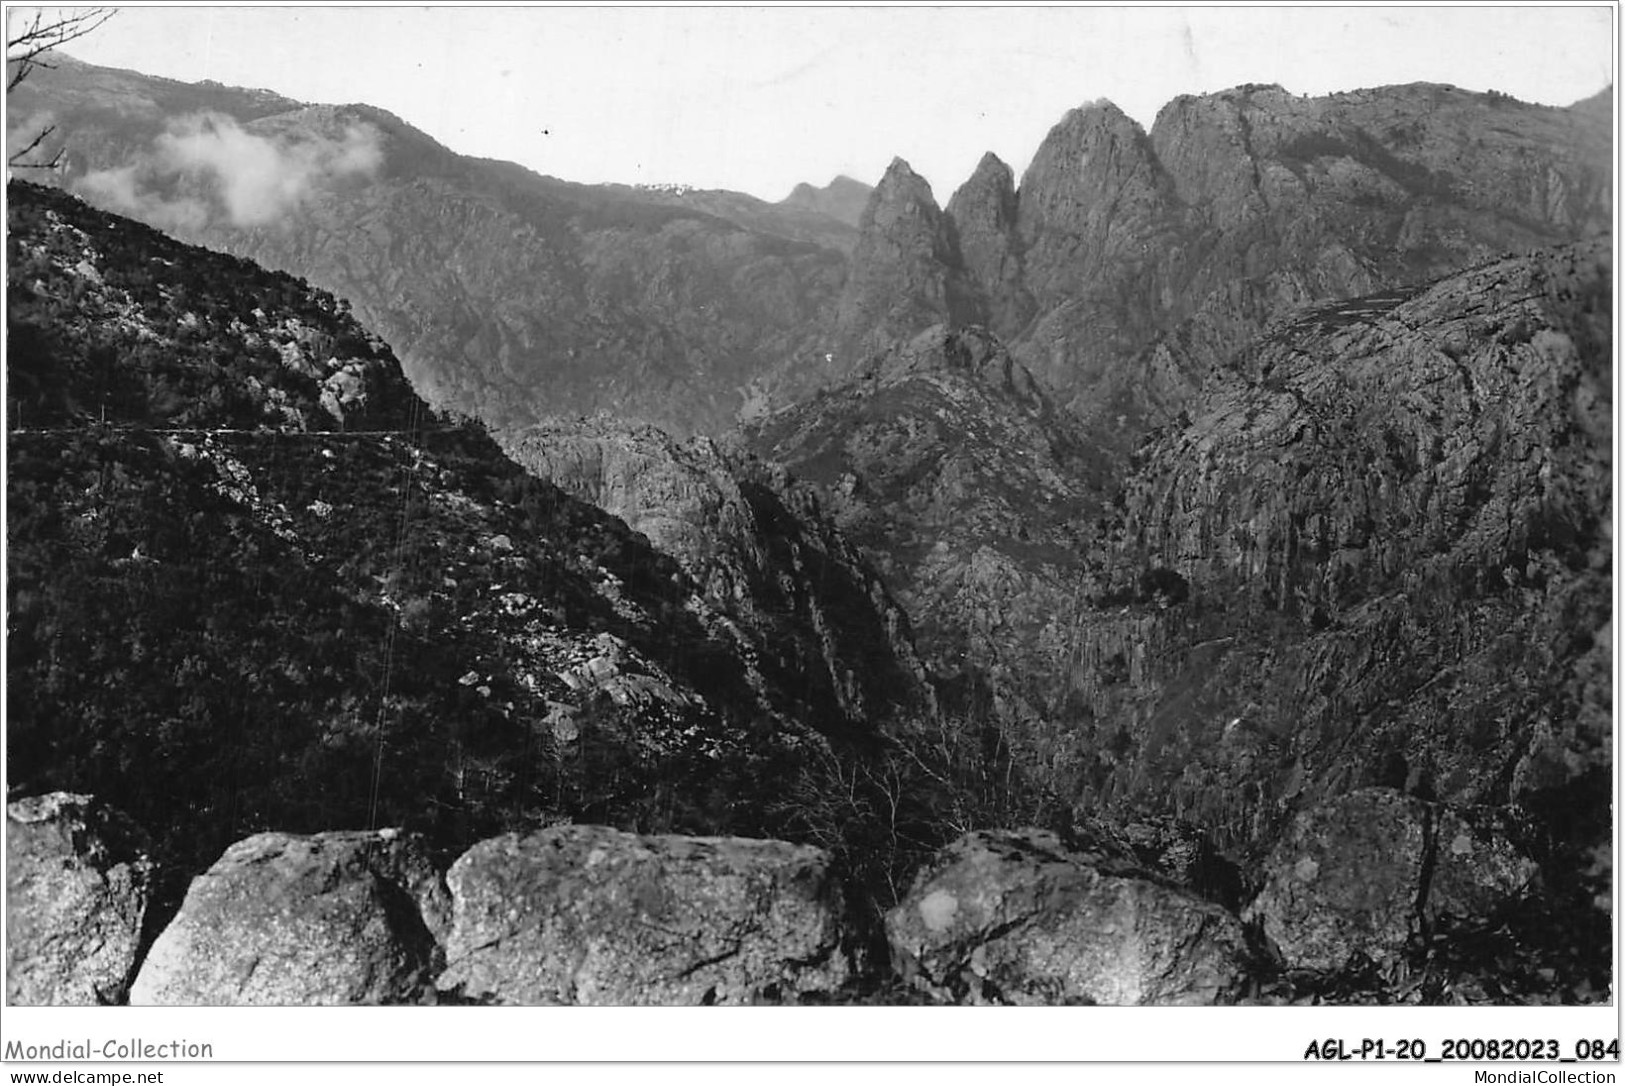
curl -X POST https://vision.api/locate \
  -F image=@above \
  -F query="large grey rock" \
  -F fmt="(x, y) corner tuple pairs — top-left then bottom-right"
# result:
(436, 824), (848, 1004)
(129, 829), (449, 1005)
(886, 829), (1249, 1005)
(6, 793), (155, 1005)
(1244, 788), (1539, 972)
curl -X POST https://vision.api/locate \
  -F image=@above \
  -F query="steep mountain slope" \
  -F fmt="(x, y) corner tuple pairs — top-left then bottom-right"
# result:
(10, 54), (850, 436)
(748, 242), (1610, 952)
(829, 159), (974, 372)
(3, 181), (901, 887)
(945, 152), (1032, 339)
(1096, 240), (1612, 837)
(498, 418), (933, 732)
(1116, 82), (1613, 423)
(746, 326), (1113, 746)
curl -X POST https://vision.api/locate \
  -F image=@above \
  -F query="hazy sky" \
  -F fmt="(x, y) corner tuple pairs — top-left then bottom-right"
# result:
(31, 4), (1620, 202)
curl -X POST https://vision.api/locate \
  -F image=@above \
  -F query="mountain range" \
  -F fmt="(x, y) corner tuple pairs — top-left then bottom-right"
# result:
(10, 55), (1608, 443)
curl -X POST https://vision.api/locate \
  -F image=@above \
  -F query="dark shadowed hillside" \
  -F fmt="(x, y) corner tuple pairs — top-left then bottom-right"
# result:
(4, 182), (915, 895)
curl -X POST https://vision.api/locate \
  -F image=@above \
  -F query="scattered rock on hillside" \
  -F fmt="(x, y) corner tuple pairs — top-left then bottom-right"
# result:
(436, 824), (848, 1004)
(6, 793), (155, 1005)
(1244, 789), (1538, 972)
(129, 830), (449, 1005)
(886, 829), (1249, 1005)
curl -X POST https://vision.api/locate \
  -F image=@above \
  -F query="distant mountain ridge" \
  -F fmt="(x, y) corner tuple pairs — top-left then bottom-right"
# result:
(10, 55), (856, 435)
(780, 175), (875, 228)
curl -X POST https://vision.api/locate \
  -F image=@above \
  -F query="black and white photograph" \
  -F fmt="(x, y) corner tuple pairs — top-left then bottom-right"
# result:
(1, 1), (1616, 1073)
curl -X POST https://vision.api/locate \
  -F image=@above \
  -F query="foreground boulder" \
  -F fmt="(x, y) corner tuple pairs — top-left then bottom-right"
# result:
(1244, 788), (1539, 972)
(6, 793), (155, 1005)
(129, 830), (449, 1005)
(436, 825), (848, 1004)
(886, 829), (1249, 1005)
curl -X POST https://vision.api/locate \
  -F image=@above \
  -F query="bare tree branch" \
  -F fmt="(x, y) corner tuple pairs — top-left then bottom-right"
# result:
(6, 7), (115, 167)
(7, 121), (60, 169)
(7, 6), (115, 90)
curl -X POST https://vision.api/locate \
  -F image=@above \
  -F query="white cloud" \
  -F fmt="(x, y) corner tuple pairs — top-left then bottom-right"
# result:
(77, 111), (383, 230)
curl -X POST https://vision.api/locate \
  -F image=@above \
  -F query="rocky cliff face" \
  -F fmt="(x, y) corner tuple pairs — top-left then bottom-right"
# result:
(944, 152), (1032, 337)
(7, 57), (1612, 1004)
(947, 84), (1608, 439)
(1125, 82), (1612, 423)
(499, 418), (932, 734)
(746, 326), (1115, 755)
(1090, 241), (1612, 843)
(1007, 101), (1186, 423)
(829, 158), (974, 374)
(745, 239), (1610, 993)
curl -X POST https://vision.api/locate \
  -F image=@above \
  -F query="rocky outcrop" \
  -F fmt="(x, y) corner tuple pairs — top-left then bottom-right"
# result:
(6, 793), (155, 1005)
(1003, 85), (1608, 434)
(945, 152), (1032, 338)
(1121, 83), (1610, 427)
(754, 239), (1609, 982)
(886, 829), (1249, 1005)
(1245, 789), (1538, 972)
(436, 824), (848, 1004)
(746, 325), (1112, 713)
(499, 418), (932, 733)
(831, 159), (972, 374)
(1097, 242), (1612, 828)
(129, 830), (449, 1005)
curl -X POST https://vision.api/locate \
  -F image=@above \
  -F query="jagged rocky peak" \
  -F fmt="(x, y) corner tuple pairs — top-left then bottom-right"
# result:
(1016, 99), (1166, 237)
(946, 152), (1031, 338)
(834, 157), (972, 361)
(859, 157), (944, 231)
(947, 151), (1018, 224)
